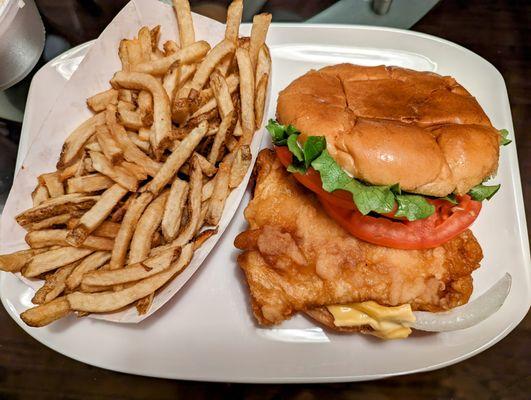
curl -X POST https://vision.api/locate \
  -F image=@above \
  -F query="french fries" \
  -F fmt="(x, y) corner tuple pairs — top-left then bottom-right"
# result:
(66, 184), (128, 246)
(2, 0), (271, 326)
(87, 89), (118, 112)
(161, 178), (188, 241)
(58, 112), (106, 168)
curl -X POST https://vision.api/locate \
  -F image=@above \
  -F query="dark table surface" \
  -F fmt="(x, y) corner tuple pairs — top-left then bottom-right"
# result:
(0, 0), (529, 399)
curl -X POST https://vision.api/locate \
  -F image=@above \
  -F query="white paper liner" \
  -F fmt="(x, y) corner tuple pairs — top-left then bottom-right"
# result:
(0, 0), (270, 323)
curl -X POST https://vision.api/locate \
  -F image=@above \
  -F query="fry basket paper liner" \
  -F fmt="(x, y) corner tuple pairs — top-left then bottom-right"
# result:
(0, 0), (271, 323)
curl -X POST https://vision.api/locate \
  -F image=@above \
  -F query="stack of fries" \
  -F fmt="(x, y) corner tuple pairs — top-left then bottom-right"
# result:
(0, 0), (271, 327)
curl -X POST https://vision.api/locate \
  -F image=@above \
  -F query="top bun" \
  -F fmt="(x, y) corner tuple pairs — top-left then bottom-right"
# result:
(276, 64), (500, 197)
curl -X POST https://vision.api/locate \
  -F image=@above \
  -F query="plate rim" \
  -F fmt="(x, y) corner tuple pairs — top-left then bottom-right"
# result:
(2, 22), (530, 383)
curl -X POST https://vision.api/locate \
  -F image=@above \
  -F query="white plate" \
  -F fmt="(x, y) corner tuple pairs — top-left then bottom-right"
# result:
(1, 24), (530, 383)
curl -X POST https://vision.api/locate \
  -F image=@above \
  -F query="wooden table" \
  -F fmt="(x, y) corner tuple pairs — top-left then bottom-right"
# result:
(0, 1), (529, 398)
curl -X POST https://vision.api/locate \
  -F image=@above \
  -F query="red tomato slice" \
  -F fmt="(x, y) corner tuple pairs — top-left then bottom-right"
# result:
(274, 145), (482, 249)
(319, 195), (481, 249)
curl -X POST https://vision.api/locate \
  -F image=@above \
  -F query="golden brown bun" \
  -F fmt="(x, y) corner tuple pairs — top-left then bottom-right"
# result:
(276, 64), (500, 196)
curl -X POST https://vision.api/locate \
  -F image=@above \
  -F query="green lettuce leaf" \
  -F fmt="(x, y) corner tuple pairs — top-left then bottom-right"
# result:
(287, 133), (303, 162)
(311, 150), (395, 215)
(499, 129), (512, 146)
(469, 183), (500, 201)
(395, 194), (436, 221)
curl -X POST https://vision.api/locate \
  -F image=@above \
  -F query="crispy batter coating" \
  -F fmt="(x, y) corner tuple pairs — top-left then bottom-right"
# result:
(235, 149), (483, 325)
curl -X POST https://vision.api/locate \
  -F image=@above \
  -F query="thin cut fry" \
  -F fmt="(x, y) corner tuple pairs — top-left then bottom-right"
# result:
(67, 173), (114, 194)
(106, 107), (161, 176)
(150, 25), (161, 52)
(225, 0), (243, 42)
(144, 121), (208, 196)
(208, 111), (233, 164)
(163, 40), (180, 55)
(118, 108), (144, 130)
(110, 192), (153, 270)
(236, 47), (255, 144)
(195, 152), (217, 176)
(229, 144), (252, 188)
(193, 228), (218, 250)
(249, 13), (272, 70)
(20, 297), (71, 327)
(206, 159), (231, 225)
(131, 41), (210, 75)
(66, 184), (128, 246)
(66, 251), (111, 290)
(83, 248), (178, 287)
(255, 45), (271, 85)
(119, 39), (131, 71)
(111, 71), (171, 153)
(126, 131), (151, 153)
(24, 247), (94, 278)
(254, 73), (268, 128)
(191, 73), (239, 118)
(172, 155), (203, 245)
(87, 89), (118, 112)
(32, 262), (79, 304)
(201, 178), (214, 202)
(182, 40), (236, 97)
(26, 229), (113, 250)
(0, 249), (40, 272)
(90, 151), (138, 191)
(59, 158), (83, 182)
(92, 220), (121, 238)
(32, 184), (49, 207)
(173, 0), (195, 46)
(210, 71), (234, 118)
(39, 172), (65, 198)
(138, 26), (152, 62)
(129, 190), (169, 264)
(163, 62), (180, 101)
(67, 244), (193, 313)
(58, 112), (106, 168)
(217, 0), (243, 75)
(161, 179), (188, 241)
(26, 213), (73, 231)
(16, 194), (99, 226)
(95, 125), (123, 163)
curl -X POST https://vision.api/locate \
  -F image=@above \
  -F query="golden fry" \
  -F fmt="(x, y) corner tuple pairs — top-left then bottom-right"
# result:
(67, 244), (193, 313)
(249, 13), (272, 70)
(24, 247), (93, 278)
(110, 192), (153, 270)
(161, 179), (188, 241)
(66, 184), (128, 246)
(87, 89), (118, 112)
(144, 121), (208, 196)
(129, 190), (169, 264)
(66, 251), (111, 290)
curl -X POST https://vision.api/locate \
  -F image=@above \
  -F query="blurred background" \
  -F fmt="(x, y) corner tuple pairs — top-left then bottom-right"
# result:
(0, 1), (529, 398)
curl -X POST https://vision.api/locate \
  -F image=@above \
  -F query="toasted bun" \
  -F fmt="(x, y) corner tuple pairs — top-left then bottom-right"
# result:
(276, 64), (500, 196)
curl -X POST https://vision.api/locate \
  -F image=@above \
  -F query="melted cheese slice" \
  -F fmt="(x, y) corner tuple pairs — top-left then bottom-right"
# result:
(327, 301), (416, 340)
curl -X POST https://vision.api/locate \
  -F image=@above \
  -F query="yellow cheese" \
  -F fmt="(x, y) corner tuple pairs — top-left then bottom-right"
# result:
(327, 301), (416, 340)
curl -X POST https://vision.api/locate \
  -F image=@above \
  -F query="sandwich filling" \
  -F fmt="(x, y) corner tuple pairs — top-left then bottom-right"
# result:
(267, 119), (506, 250)
(327, 301), (416, 339)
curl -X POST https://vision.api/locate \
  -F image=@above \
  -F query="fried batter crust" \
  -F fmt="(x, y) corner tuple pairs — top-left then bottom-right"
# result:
(235, 149), (483, 325)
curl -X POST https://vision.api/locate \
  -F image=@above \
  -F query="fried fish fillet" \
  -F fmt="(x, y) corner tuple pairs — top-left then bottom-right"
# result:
(235, 149), (483, 326)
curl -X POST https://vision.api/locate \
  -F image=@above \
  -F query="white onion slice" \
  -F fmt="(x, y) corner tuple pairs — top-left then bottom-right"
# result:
(411, 273), (511, 332)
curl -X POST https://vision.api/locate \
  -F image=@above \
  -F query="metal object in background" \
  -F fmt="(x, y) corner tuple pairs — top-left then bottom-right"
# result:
(307, 0), (439, 29)
(0, 0), (45, 91)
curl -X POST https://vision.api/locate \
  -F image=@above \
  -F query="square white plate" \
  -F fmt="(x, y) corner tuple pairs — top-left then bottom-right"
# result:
(2, 24), (530, 383)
